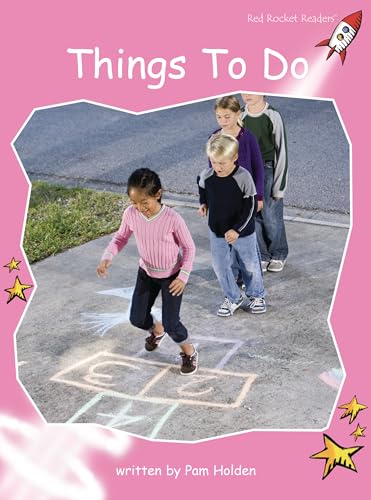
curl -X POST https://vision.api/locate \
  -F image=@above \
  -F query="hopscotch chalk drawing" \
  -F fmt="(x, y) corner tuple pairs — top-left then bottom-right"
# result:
(52, 285), (258, 437)
(51, 351), (256, 409)
(67, 395), (180, 438)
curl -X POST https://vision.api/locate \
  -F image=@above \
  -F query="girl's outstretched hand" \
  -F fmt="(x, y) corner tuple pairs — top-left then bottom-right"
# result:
(96, 259), (111, 278)
(169, 278), (185, 296)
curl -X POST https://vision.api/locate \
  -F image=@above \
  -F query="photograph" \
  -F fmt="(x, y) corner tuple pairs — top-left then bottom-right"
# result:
(1, 2), (369, 498)
(14, 94), (349, 440)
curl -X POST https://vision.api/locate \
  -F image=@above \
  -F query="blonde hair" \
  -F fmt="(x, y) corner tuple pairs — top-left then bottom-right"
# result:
(214, 95), (241, 112)
(206, 134), (239, 160)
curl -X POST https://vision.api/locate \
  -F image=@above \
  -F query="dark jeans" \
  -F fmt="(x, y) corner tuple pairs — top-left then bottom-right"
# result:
(256, 163), (289, 262)
(129, 267), (188, 344)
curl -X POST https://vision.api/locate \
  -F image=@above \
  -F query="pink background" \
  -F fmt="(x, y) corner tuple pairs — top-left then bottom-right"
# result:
(1, 0), (369, 497)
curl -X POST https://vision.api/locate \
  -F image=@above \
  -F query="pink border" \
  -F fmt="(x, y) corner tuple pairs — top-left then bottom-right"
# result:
(1, 1), (369, 497)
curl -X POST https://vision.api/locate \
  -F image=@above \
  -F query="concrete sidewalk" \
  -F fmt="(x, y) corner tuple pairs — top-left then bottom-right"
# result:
(16, 204), (349, 441)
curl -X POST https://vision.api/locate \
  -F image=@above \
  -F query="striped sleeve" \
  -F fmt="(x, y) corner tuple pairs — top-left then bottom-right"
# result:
(232, 168), (257, 234)
(267, 107), (288, 197)
(198, 167), (213, 206)
(101, 207), (133, 261)
(172, 212), (196, 284)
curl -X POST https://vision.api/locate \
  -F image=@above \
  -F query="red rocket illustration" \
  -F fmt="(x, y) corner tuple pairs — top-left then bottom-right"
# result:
(316, 11), (362, 64)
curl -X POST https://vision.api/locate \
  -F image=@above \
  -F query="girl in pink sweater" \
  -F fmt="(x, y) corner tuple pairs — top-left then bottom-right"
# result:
(96, 168), (198, 375)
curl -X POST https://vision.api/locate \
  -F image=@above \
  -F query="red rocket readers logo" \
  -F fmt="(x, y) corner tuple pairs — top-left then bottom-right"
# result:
(316, 10), (362, 64)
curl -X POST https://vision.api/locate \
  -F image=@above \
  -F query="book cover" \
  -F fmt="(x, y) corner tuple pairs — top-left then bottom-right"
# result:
(0, 1), (369, 498)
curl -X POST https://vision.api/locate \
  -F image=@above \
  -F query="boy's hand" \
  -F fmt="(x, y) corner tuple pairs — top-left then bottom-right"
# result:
(257, 200), (264, 212)
(225, 229), (239, 244)
(169, 278), (185, 296)
(96, 259), (111, 278)
(198, 204), (208, 217)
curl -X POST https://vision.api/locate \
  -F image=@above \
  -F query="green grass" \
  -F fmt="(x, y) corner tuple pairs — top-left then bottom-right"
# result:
(24, 181), (128, 263)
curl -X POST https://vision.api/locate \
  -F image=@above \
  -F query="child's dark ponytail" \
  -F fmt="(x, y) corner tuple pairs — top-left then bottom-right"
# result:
(127, 168), (163, 200)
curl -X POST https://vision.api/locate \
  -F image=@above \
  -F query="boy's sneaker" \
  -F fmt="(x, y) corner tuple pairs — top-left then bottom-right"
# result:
(145, 330), (166, 351)
(217, 296), (243, 317)
(246, 297), (267, 314)
(180, 350), (198, 375)
(268, 259), (286, 272)
(261, 261), (269, 272)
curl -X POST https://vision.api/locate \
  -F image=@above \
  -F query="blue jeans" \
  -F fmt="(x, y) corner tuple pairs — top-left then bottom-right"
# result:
(256, 162), (289, 262)
(209, 230), (265, 302)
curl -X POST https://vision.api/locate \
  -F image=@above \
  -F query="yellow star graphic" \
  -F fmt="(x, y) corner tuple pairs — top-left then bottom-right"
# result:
(338, 395), (368, 423)
(4, 276), (32, 304)
(3, 257), (21, 273)
(351, 424), (366, 442)
(310, 434), (363, 479)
